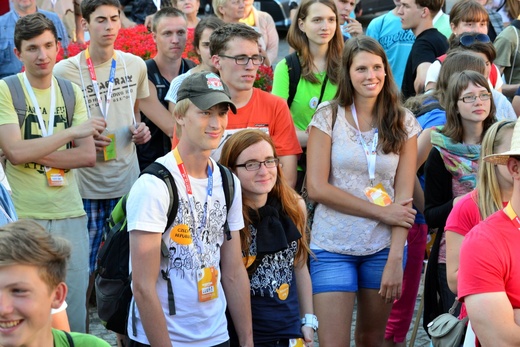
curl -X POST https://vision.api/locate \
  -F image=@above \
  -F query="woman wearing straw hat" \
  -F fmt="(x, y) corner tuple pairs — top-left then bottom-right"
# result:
(457, 118), (520, 346)
(444, 120), (514, 345)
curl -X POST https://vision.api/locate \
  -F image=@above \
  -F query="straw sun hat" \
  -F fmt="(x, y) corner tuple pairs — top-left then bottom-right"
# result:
(484, 120), (520, 165)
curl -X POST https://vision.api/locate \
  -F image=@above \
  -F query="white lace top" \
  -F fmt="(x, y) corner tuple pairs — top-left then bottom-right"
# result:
(308, 103), (421, 255)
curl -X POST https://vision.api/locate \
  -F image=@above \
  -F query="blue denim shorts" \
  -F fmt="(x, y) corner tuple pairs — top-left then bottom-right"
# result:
(310, 247), (407, 294)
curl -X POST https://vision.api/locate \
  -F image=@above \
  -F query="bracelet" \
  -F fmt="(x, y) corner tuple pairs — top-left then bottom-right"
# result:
(301, 313), (319, 331)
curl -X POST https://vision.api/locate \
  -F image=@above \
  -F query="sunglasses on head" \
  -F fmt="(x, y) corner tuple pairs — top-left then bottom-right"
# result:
(459, 33), (491, 47)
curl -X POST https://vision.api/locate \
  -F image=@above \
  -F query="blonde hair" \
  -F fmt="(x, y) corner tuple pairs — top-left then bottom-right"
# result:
(213, 0), (228, 19)
(476, 120), (515, 219)
(0, 220), (70, 291)
(173, 98), (192, 138)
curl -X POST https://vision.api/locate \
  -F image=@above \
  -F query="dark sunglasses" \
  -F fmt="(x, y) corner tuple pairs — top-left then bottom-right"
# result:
(459, 33), (491, 47)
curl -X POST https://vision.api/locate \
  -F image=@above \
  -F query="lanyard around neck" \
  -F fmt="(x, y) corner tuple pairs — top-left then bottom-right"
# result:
(351, 104), (378, 186)
(23, 73), (56, 138)
(504, 202), (520, 230)
(85, 48), (117, 120)
(173, 148), (213, 231)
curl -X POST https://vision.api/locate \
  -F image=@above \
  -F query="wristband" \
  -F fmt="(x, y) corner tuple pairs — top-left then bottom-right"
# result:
(301, 313), (319, 331)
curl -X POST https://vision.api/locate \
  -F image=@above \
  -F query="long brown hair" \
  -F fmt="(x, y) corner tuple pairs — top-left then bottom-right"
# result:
(334, 36), (407, 154)
(286, 0), (343, 85)
(219, 130), (310, 265)
(442, 70), (496, 143)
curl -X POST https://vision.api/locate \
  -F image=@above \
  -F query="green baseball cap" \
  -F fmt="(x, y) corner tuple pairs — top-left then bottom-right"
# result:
(177, 71), (237, 114)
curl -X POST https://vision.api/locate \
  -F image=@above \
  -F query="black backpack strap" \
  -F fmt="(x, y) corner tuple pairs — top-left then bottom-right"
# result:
(3, 75), (75, 133)
(285, 52), (301, 109)
(181, 58), (196, 73)
(140, 162), (178, 250)
(3, 75), (27, 128)
(140, 161), (177, 316)
(62, 330), (75, 347)
(511, 19), (520, 30)
(145, 59), (168, 101)
(217, 163), (235, 241)
(55, 77), (75, 128)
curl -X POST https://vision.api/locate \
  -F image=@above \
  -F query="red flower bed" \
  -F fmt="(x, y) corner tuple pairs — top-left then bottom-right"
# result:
(57, 25), (157, 61)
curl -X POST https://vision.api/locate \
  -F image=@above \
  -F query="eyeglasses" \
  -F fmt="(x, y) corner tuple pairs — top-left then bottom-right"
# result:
(459, 33), (491, 47)
(219, 54), (265, 66)
(458, 93), (492, 103)
(235, 158), (279, 171)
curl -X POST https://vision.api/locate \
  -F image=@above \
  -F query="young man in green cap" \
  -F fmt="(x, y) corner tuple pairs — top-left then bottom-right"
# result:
(127, 71), (253, 347)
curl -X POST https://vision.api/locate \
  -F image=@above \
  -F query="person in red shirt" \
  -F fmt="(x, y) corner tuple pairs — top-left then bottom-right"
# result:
(459, 119), (520, 346)
(210, 23), (302, 188)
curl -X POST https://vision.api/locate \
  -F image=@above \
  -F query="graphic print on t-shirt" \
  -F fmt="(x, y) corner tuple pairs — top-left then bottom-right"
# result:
(167, 195), (228, 280)
(23, 107), (69, 175)
(82, 74), (137, 112)
(248, 225), (297, 299)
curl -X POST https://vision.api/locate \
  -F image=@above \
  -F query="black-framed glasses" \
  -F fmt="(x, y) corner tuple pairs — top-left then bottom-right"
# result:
(219, 54), (265, 65)
(235, 158), (279, 171)
(459, 33), (491, 47)
(459, 93), (492, 103)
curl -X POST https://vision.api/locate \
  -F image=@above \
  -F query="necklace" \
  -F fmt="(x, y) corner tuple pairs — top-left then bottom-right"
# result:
(359, 114), (376, 128)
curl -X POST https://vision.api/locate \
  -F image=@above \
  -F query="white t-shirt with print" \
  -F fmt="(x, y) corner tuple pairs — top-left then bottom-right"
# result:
(126, 152), (244, 346)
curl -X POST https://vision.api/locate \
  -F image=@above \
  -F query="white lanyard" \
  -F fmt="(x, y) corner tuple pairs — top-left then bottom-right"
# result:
(153, 0), (161, 10)
(23, 73), (56, 138)
(351, 104), (378, 186)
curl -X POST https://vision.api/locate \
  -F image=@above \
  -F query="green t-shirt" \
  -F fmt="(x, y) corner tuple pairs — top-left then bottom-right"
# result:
(433, 12), (452, 39)
(272, 58), (337, 131)
(52, 329), (110, 347)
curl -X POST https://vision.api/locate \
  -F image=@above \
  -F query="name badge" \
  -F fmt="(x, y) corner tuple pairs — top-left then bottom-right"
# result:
(103, 133), (117, 161)
(276, 283), (289, 300)
(289, 339), (305, 347)
(197, 266), (219, 302)
(45, 167), (67, 187)
(364, 183), (391, 206)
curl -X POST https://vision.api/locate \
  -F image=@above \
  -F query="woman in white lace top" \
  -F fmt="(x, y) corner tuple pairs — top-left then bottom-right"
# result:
(305, 36), (421, 346)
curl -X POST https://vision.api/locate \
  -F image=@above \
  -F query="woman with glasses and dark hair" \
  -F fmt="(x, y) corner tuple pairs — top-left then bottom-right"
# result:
(422, 70), (496, 328)
(423, 32), (516, 121)
(219, 129), (314, 347)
